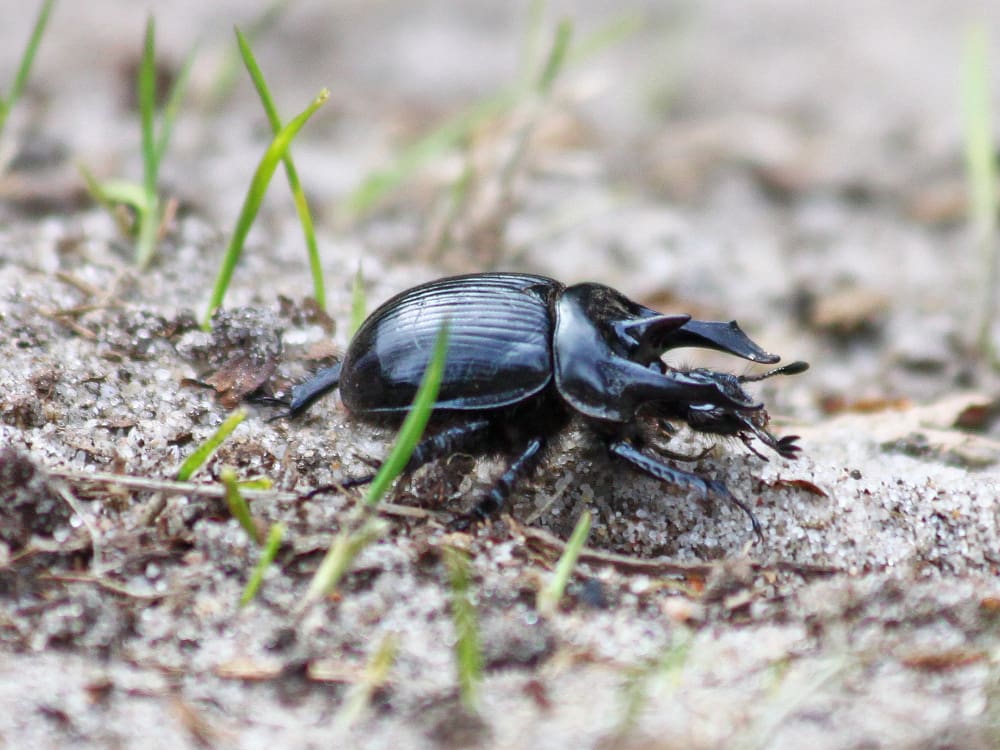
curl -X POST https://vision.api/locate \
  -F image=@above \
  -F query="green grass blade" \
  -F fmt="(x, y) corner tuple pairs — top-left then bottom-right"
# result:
(446, 547), (483, 712)
(304, 515), (387, 604)
(134, 196), (160, 269)
(962, 27), (997, 231)
(334, 632), (399, 730)
(301, 320), (450, 606)
(202, 88), (329, 328)
(82, 176), (148, 211)
(537, 509), (591, 616)
(221, 466), (261, 544)
(962, 26), (1000, 357)
(240, 521), (284, 607)
(496, 20), (574, 197)
(237, 476), (273, 491)
(135, 16), (161, 268)
(139, 16), (158, 196)
(615, 628), (692, 736)
(519, 0), (548, 85)
(77, 163), (116, 210)
(962, 27), (997, 225)
(235, 27), (280, 128)
(0, 0), (57, 141)
(153, 42), (198, 169)
(176, 409), (246, 481)
(536, 20), (572, 94)
(363, 320), (449, 507)
(350, 262), (366, 336)
(235, 27), (325, 308)
(77, 165), (140, 237)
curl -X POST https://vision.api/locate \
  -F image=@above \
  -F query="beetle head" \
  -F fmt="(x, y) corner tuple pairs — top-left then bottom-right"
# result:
(553, 283), (775, 423)
(671, 362), (808, 459)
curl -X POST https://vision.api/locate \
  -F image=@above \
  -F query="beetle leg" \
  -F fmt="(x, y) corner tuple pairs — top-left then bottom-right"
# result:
(606, 439), (763, 542)
(655, 442), (716, 463)
(449, 436), (546, 530)
(286, 362), (344, 418)
(402, 418), (493, 474)
(306, 418), (495, 498)
(305, 472), (377, 499)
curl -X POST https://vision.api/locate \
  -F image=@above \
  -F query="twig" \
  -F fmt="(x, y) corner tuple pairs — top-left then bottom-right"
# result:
(56, 483), (103, 575)
(515, 520), (842, 580)
(50, 467), (437, 521)
(38, 573), (167, 601)
(36, 306), (98, 338)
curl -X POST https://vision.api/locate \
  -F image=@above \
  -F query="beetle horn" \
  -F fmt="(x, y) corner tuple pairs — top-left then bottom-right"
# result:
(615, 314), (691, 363)
(617, 314), (692, 338)
(656, 319), (782, 364)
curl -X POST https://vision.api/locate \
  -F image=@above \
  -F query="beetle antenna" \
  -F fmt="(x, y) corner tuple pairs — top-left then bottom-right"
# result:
(739, 360), (809, 383)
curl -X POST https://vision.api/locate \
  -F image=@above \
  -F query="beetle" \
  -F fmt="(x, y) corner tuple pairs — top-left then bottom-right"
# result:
(284, 272), (808, 538)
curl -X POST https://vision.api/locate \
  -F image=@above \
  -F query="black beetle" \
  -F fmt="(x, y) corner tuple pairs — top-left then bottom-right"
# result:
(285, 272), (807, 538)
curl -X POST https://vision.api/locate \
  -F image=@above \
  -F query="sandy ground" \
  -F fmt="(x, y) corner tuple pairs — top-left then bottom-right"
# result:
(3, 1), (1000, 748)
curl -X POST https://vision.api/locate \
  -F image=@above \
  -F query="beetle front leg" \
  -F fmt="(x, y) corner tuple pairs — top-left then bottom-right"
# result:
(449, 436), (546, 530)
(286, 362), (344, 417)
(606, 439), (763, 542)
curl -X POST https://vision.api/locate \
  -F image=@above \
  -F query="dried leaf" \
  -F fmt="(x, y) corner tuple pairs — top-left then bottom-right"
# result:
(202, 353), (278, 408)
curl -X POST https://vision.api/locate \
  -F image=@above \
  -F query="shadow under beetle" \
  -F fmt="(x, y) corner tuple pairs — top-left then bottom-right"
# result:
(284, 273), (808, 539)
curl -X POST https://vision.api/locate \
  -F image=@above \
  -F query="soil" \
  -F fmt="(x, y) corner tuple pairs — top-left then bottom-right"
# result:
(3, 1), (1000, 748)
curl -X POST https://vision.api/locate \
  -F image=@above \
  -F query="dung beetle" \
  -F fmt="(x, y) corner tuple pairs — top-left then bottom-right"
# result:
(285, 273), (807, 538)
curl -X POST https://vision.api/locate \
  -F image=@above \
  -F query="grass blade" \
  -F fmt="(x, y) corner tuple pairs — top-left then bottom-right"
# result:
(78, 16), (194, 268)
(962, 27), (996, 231)
(333, 633), (399, 730)
(537, 509), (591, 616)
(235, 27), (325, 309)
(202, 87), (329, 328)
(536, 19), (572, 94)
(962, 26), (999, 358)
(153, 42), (198, 169)
(363, 320), (449, 507)
(221, 466), (262, 544)
(134, 193), (161, 269)
(83, 176), (148, 211)
(0, 0), (57, 142)
(134, 17), (160, 268)
(615, 628), (692, 737)
(240, 522), (284, 607)
(176, 409), (246, 481)
(350, 262), (366, 336)
(519, 0), (549, 85)
(302, 321), (450, 606)
(237, 476), (273, 491)
(139, 16), (158, 197)
(303, 516), (387, 604)
(446, 547), (483, 712)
